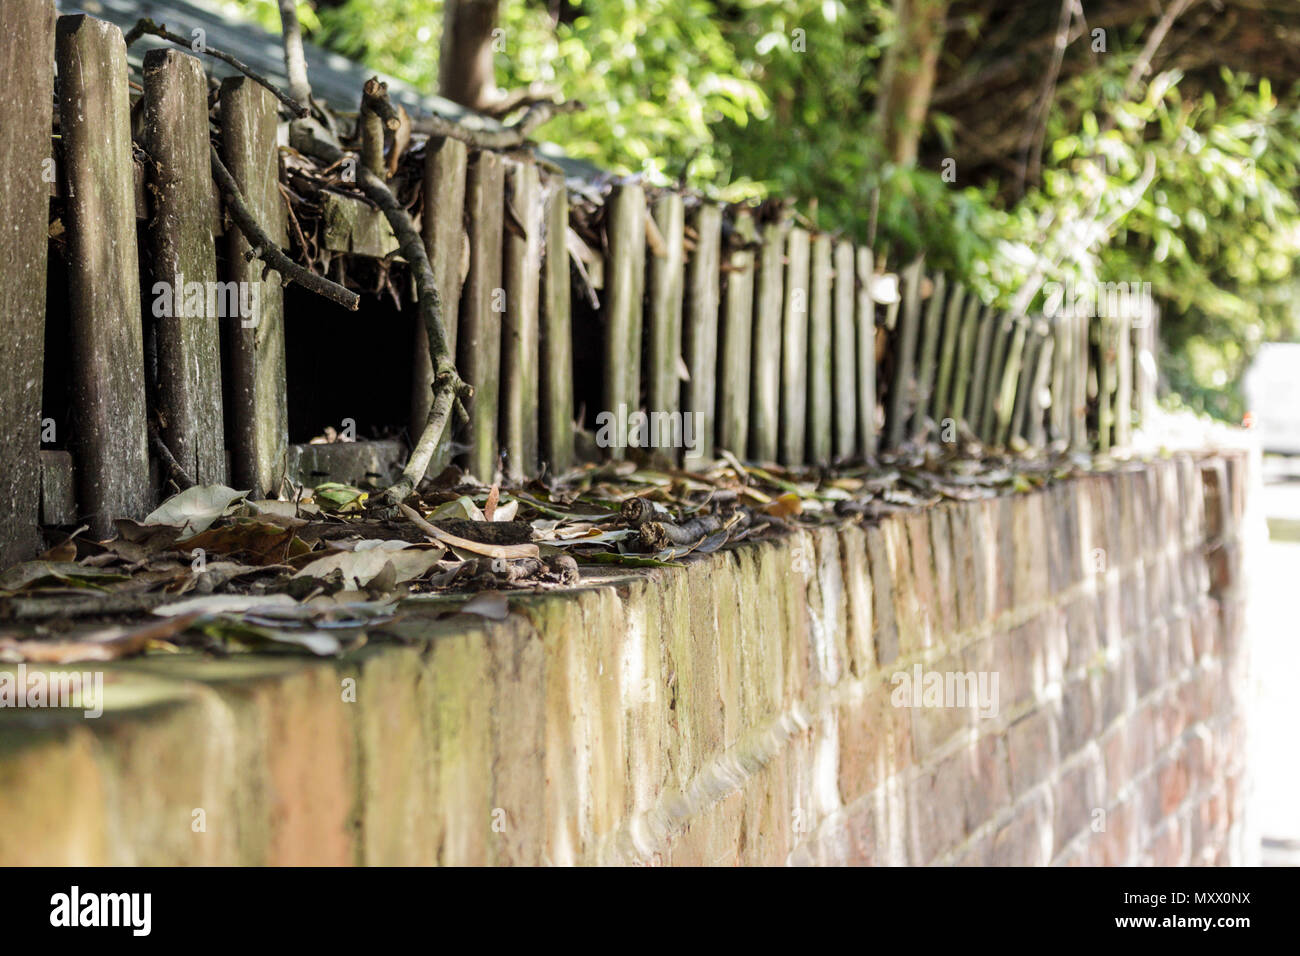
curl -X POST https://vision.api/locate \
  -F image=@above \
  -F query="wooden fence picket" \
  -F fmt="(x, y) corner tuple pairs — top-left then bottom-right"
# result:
(143, 48), (227, 486)
(415, 135), (468, 468)
(749, 220), (786, 462)
(683, 203), (722, 462)
(831, 240), (857, 461)
(602, 184), (646, 460)
(501, 158), (543, 479)
(221, 76), (288, 496)
(459, 150), (506, 480)
(717, 208), (756, 458)
(0, 0), (55, 562)
(58, 14), (151, 534)
(539, 174), (575, 473)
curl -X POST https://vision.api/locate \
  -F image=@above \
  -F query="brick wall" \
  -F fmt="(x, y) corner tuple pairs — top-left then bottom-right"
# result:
(0, 452), (1252, 865)
(795, 451), (1253, 866)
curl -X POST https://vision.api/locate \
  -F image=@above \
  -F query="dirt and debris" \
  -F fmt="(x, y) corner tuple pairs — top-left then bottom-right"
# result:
(0, 452), (1094, 664)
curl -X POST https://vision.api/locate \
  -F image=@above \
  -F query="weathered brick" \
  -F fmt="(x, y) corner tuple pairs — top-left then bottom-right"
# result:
(1099, 796), (1138, 865)
(866, 523), (900, 667)
(908, 754), (969, 864)
(988, 788), (1052, 866)
(1060, 672), (1102, 757)
(928, 506), (958, 638)
(947, 501), (979, 632)
(1054, 744), (1105, 856)
(902, 512), (937, 657)
(1013, 491), (1050, 609)
(1007, 706), (1060, 798)
(838, 683), (913, 803)
(959, 732), (1012, 832)
(837, 524), (875, 678)
(994, 496), (1017, 615)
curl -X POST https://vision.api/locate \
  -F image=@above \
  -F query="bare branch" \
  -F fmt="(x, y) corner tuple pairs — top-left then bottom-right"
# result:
(1016, 0), (1074, 197)
(410, 100), (585, 150)
(480, 85), (562, 119)
(276, 0), (312, 107)
(124, 17), (308, 118)
(148, 419), (195, 490)
(209, 145), (360, 311)
(363, 76), (402, 131)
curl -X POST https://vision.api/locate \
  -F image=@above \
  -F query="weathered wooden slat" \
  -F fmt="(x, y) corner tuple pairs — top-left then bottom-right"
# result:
(683, 203), (723, 463)
(1025, 324), (1055, 449)
(500, 159), (542, 479)
(143, 48), (227, 487)
(1097, 314), (1114, 454)
(0, 0), (55, 562)
(911, 270), (947, 439)
(47, 152), (151, 221)
(717, 208), (756, 458)
(414, 135), (469, 465)
(1061, 310), (1077, 448)
(1049, 309), (1068, 445)
(831, 240), (857, 461)
(749, 221), (786, 462)
(931, 282), (966, 427)
(1071, 310), (1092, 452)
(1115, 307), (1132, 449)
(978, 311), (1014, 442)
(949, 295), (982, 430)
(321, 192), (399, 257)
(458, 150), (506, 481)
(602, 184), (646, 460)
(856, 248), (877, 458)
(965, 305), (996, 432)
(39, 451), (77, 527)
(778, 227), (811, 464)
(1009, 319), (1043, 446)
(995, 316), (1029, 447)
(220, 76), (287, 497)
(539, 174), (574, 473)
(885, 258), (924, 449)
(805, 234), (834, 465)
(1134, 300), (1158, 432)
(58, 14), (151, 535)
(646, 193), (685, 440)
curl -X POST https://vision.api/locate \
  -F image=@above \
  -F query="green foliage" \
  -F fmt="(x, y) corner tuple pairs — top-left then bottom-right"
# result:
(995, 62), (1300, 420)
(230, 0), (1300, 421)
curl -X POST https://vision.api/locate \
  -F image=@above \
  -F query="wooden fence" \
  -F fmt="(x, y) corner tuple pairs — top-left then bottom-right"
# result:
(0, 3), (1158, 565)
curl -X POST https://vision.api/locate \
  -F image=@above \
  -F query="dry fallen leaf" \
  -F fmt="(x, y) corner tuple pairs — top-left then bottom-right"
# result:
(761, 492), (803, 518)
(0, 612), (201, 663)
(457, 591), (510, 620)
(144, 484), (248, 537)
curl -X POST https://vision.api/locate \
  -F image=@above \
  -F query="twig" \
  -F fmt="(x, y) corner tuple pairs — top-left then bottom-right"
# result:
(209, 144), (360, 311)
(148, 418), (195, 490)
(360, 77), (391, 178)
(410, 100), (585, 150)
(1016, 0), (1074, 198)
(289, 126), (471, 504)
(481, 85), (562, 119)
(276, 0), (312, 107)
(1123, 0), (1195, 98)
(124, 17), (308, 118)
(399, 503), (539, 559)
(362, 76), (401, 131)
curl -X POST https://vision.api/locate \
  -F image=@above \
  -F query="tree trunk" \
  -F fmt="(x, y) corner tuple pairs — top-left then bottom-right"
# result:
(440, 0), (500, 111)
(874, 0), (949, 165)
